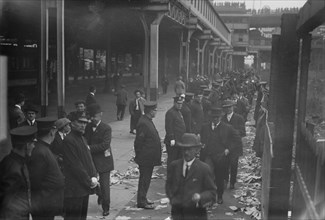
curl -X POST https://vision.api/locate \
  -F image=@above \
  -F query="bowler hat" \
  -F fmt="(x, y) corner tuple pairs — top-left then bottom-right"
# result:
(209, 107), (223, 117)
(23, 104), (39, 113)
(185, 92), (194, 98)
(36, 117), (57, 134)
(222, 100), (236, 108)
(55, 118), (71, 130)
(177, 133), (203, 148)
(10, 126), (37, 144)
(87, 103), (102, 117)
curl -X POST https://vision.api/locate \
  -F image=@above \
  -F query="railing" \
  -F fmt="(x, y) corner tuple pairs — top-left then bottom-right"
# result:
(181, 0), (231, 44)
(291, 123), (325, 219)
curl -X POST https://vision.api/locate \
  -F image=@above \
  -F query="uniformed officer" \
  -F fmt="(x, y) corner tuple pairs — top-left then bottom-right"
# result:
(0, 126), (37, 219)
(165, 96), (186, 167)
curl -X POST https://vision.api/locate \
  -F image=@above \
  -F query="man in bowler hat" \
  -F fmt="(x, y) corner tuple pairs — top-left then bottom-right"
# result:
(221, 100), (245, 189)
(28, 117), (65, 220)
(166, 133), (217, 220)
(200, 107), (241, 204)
(19, 103), (38, 127)
(115, 84), (128, 121)
(134, 101), (161, 209)
(84, 103), (114, 216)
(0, 126), (37, 219)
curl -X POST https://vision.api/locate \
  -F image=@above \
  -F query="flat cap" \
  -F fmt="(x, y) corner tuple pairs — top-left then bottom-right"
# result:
(209, 106), (223, 117)
(55, 118), (71, 130)
(222, 100), (236, 108)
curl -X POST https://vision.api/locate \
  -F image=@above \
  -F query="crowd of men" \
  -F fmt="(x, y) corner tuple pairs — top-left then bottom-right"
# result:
(1, 70), (263, 220)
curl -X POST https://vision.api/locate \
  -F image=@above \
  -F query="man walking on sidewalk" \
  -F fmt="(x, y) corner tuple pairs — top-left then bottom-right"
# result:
(134, 101), (161, 209)
(115, 84), (128, 121)
(166, 133), (217, 220)
(221, 100), (245, 189)
(164, 96), (186, 167)
(84, 103), (114, 216)
(200, 107), (240, 204)
(129, 89), (146, 134)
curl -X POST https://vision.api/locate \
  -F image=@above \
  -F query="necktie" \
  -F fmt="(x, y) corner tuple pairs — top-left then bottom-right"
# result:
(185, 164), (189, 178)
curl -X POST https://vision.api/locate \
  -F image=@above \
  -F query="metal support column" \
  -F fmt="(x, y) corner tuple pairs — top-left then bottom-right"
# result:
(269, 14), (299, 220)
(211, 46), (218, 76)
(140, 14), (150, 98)
(179, 32), (185, 76)
(200, 40), (208, 75)
(196, 40), (200, 74)
(149, 13), (164, 101)
(57, 0), (65, 118)
(185, 29), (195, 84)
(40, 0), (49, 117)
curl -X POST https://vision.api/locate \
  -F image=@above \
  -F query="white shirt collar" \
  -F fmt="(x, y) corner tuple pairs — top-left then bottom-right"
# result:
(58, 131), (65, 140)
(15, 104), (21, 109)
(212, 121), (220, 130)
(92, 120), (101, 131)
(27, 119), (36, 126)
(90, 92), (95, 96)
(227, 112), (234, 121)
(183, 158), (195, 177)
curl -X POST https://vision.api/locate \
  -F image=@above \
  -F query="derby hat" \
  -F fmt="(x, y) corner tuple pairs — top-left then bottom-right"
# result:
(23, 104), (39, 113)
(177, 133), (203, 148)
(222, 100), (236, 108)
(87, 103), (102, 117)
(209, 106), (223, 117)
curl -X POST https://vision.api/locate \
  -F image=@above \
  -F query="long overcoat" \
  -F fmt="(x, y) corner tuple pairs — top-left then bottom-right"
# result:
(134, 115), (161, 167)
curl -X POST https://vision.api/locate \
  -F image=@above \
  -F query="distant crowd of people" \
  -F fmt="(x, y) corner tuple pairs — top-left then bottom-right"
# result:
(1, 70), (266, 220)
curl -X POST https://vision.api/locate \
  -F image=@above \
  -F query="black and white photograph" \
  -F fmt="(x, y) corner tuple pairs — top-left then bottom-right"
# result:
(0, 0), (324, 219)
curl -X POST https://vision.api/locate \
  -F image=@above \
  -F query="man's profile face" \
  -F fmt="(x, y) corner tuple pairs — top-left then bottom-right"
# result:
(91, 112), (102, 125)
(76, 103), (85, 112)
(72, 120), (87, 134)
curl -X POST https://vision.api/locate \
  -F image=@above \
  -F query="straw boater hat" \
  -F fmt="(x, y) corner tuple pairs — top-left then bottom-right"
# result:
(222, 100), (236, 108)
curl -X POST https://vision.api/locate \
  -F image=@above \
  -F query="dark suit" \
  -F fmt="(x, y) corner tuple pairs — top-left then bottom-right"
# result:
(166, 158), (217, 220)
(0, 151), (30, 220)
(134, 115), (161, 206)
(18, 120), (37, 127)
(180, 102), (192, 133)
(164, 106), (186, 167)
(28, 140), (65, 220)
(115, 88), (128, 120)
(9, 105), (25, 129)
(50, 132), (65, 171)
(200, 122), (240, 197)
(84, 122), (114, 213)
(62, 130), (97, 220)
(85, 93), (96, 107)
(222, 113), (245, 185)
(190, 100), (204, 134)
(235, 97), (249, 121)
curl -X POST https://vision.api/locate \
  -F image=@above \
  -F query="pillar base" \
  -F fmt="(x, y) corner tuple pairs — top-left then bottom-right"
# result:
(149, 88), (158, 101)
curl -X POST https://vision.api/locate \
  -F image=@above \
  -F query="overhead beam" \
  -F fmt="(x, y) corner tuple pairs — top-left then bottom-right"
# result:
(297, 0), (325, 35)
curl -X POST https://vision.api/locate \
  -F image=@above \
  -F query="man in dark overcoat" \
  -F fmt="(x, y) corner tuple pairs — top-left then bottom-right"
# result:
(134, 101), (161, 209)
(129, 89), (146, 134)
(180, 93), (194, 133)
(200, 107), (240, 204)
(62, 114), (98, 220)
(84, 103), (114, 216)
(28, 117), (65, 220)
(190, 94), (204, 134)
(222, 100), (246, 189)
(0, 126), (37, 220)
(85, 85), (97, 108)
(115, 84), (128, 121)
(164, 96), (186, 167)
(166, 133), (217, 220)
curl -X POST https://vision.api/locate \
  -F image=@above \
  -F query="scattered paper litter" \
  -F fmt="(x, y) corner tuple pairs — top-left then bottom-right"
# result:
(225, 212), (234, 216)
(155, 204), (168, 210)
(115, 216), (131, 220)
(160, 198), (169, 204)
